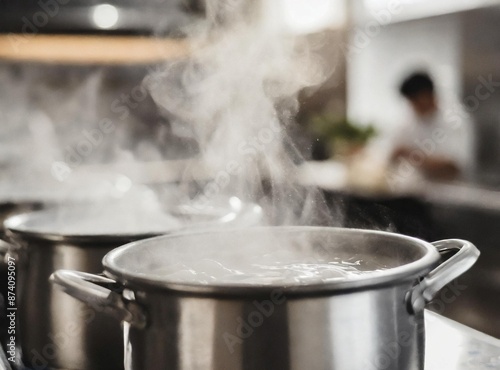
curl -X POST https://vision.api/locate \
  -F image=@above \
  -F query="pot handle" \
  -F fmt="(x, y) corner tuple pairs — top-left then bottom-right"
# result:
(0, 240), (9, 259)
(0, 239), (18, 263)
(50, 270), (147, 329)
(408, 239), (480, 314)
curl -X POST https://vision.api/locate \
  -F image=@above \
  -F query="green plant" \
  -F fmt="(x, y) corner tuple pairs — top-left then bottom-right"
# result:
(309, 115), (377, 159)
(311, 115), (377, 145)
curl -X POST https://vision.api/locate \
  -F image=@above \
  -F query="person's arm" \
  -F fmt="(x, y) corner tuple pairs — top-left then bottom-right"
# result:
(420, 156), (460, 180)
(391, 148), (460, 180)
(391, 146), (413, 162)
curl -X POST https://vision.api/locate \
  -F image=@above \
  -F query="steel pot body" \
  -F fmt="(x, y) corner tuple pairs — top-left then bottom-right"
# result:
(0, 201), (44, 352)
(122, 282), (426, 370)
(51, 227), (480, 370)
(5, 231), (154, 370)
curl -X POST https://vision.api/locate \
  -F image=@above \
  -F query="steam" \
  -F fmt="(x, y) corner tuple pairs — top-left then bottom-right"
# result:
(0, 64), (181, 203)
(0, 66), (125, 202)
(0, 0), (340, 232)
(148, 0), (335, 226)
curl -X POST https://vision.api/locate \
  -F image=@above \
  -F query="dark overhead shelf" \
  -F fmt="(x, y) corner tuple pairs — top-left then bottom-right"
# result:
(0, 0), (205, 36)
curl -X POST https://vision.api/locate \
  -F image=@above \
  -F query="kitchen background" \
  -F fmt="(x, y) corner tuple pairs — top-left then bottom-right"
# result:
(0, 0), (499, 361)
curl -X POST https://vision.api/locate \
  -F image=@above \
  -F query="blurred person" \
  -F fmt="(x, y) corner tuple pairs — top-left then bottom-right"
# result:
(391, 72), (475, 180)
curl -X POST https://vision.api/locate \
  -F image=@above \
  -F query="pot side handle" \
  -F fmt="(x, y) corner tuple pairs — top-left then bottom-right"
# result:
(50, 270), (147, 329)
(0, 240), (9, 259)
(0, 239), (18, 264)
(408, 239), (480, 314)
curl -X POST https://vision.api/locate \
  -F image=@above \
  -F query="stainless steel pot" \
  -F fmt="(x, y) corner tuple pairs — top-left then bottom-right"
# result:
(3, 217), (159, 370)
(2, 200), (262, 370)
(0, 201), (44, 351)
(51, 227), (479, 370)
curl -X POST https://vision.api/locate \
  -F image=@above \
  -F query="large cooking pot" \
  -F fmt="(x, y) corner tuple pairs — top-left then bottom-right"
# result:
(2, 199), (262, 370)
(0, 200), (45, 350)
(51, 227), (479, 370)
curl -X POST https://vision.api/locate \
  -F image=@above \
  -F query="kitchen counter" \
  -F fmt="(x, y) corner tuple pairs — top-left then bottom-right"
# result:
(296, 160), (500, 212)
(425, 311), (500, 369)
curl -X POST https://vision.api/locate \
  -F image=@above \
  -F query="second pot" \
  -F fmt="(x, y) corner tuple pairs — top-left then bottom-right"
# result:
(3, 199), (261, 370)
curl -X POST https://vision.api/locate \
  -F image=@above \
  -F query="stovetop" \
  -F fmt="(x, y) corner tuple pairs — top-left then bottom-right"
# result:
(424, 311), (500, 369)
(2, 311), (500, 370)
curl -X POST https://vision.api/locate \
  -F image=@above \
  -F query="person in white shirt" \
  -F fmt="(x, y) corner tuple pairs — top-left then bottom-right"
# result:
(391, 72), (475, 180)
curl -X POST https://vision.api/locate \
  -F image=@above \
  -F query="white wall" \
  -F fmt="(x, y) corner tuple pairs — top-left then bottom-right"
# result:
(358, 0), (500, 23)
(347, 14), (463, 133)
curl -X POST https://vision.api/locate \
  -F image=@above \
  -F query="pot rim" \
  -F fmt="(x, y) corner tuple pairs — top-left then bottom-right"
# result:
(3, 212), (166, 245)
(102, 226), (441, 296)
(2, 201), (263, 246)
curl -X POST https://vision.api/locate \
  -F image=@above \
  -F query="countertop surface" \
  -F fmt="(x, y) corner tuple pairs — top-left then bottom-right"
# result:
(296, 160), (500, 211)
(425, 311), (500, 369)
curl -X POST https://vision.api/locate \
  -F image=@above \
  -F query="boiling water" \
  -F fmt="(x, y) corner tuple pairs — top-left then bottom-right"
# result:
(151, 256), (387, 286)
